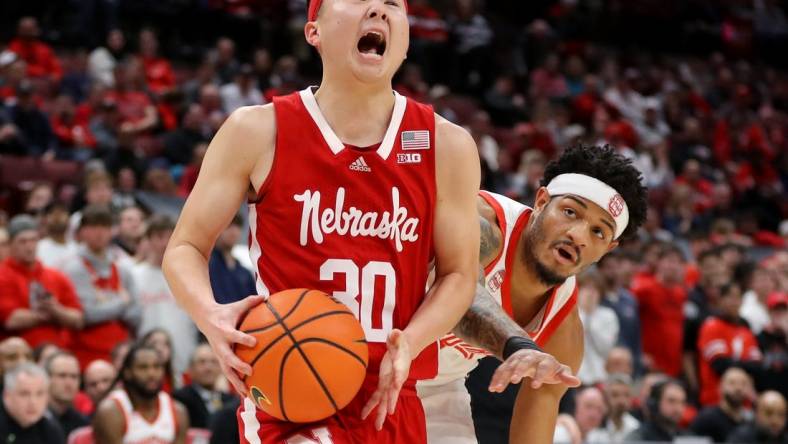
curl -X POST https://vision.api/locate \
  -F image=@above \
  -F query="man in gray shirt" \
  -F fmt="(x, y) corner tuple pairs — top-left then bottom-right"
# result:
(63, 204), (140, 369)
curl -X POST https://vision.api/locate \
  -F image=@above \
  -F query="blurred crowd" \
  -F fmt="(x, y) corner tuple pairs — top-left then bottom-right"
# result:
(0, 0), (787, 443)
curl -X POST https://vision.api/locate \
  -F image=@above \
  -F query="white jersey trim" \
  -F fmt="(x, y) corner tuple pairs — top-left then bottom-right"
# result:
(248, 206), (270, 297)
(299, 87), (406, 160)
(241, 397), (262, 444)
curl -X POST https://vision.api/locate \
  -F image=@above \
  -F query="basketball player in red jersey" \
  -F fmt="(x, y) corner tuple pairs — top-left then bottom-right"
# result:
(419, 146), (648, 444)
(162, 0), (480, 443)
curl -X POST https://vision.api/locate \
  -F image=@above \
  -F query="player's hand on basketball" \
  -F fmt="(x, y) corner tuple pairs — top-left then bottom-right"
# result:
(361, 329), (411, 431)
(198, 295), (266, 397)
(489, 349), (580, 392)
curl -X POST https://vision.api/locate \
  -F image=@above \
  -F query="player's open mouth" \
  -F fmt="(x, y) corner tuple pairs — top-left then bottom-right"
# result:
(357, 31), (386, 59)
(553, 245), (578, 265)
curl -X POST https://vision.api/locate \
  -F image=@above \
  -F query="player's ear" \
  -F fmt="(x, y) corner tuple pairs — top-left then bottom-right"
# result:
(533, 187), (551, 212)
(304, 21), (320, 49)
(606, 240), (619, 253)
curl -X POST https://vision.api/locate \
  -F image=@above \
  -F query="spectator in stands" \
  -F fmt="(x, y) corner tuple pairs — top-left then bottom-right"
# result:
(483, 74), (526, 127)
(8, 17), (62, 83)
(68, 170), (115, 239)
(177, 142), (208, 197)
(570, 386), (608, 443)
(220, 64), (264, 113)
(44, 352), (88, 436)
(529, 53), (568, 100)
(0, 228), (8, 262)
(110, 341), (131, 370)
(105, 60), (158, 138)
(24, 182), (53, 217)
(698, 282), (762, 406)
(690, 367), (754, 442)
(577, 271), (620, 385)
(37, 203), (78, 270)
(757, 292), (788, 397)
(0, 363), (64, 443)
(33, 343), (59, 368)
(588, 374), (640, 443)
(173, 344), (236, 429)
(631, 244), (687, 376)
(64, 204), (140, 368)
(8, 80), (56, 156)
(605, 347), (635, 378)
(727, 390), (787, 444)
(684, 247), (731, 397)
(625, 379), (688, 442)
(137, 28), (175, 96)
(89, 29), (126, 87)
(0, 215), (84, 349)
(741, 263), (780, 335)
(198, 83), (226, 133)
(213, 37), (239, 85)
(141, 329), (179, 393)
(0, 338), (33, 378)
(134, 215), (197, 378)
(82, 360), (116, 415)
(598, 252), (642, 375)
(163, 104), (209, 166)
(50, 94), (95, 161)
(447, 0), (493, 92)
(209, 401), (240, 444)
(208, 214), (255, 304)
(112, 205), (146, 265)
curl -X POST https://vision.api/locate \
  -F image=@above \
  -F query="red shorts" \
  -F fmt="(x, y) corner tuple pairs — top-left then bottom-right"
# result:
(237, 376), (427, 444)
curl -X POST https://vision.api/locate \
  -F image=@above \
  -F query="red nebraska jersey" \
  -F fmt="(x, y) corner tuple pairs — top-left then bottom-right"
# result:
(248, 87), (437, 379)
(697, 316), (761, 406)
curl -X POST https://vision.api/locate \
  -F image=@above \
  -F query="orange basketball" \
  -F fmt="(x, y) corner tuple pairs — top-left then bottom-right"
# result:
(235, 289), (369, 422)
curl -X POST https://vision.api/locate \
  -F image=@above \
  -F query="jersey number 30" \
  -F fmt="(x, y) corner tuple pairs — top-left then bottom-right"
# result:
(319, 259), (395, 343)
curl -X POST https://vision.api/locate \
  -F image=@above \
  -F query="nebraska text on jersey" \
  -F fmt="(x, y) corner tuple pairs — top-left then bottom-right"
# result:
(293, 186), (419, 252)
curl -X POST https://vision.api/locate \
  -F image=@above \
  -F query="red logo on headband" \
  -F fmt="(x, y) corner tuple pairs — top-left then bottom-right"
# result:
(608, 194), (625, 217)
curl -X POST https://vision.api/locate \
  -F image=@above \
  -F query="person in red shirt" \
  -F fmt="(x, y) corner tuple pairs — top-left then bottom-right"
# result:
(8, 17), (63, 83)
(631, 244), (688, 377)
(0, 215), (84, 349)
(697, 281), (762, 406)
(137, 28), (175, 96)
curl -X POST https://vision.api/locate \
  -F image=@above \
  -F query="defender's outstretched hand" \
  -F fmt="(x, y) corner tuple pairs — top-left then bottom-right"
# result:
(489, 349), (581, 392)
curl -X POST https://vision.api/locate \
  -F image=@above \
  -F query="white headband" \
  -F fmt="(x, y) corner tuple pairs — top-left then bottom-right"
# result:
(546, 173), (629, 239)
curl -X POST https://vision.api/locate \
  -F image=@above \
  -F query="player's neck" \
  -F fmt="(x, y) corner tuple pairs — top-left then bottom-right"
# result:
(313, 77), (395, 146)
(127, 388), (159, 414)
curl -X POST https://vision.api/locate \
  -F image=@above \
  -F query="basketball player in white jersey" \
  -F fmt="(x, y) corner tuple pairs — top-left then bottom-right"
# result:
(418, 145), (648, 444)
(163, 0), (480, 441)
(93, 344), (189, 444)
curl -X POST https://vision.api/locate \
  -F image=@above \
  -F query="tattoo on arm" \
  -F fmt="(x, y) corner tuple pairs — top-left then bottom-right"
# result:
(452, 267), (527, 359)
(479, 215), (500, 268)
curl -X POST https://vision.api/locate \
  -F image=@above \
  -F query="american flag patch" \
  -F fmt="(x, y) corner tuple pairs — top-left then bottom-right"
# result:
(401, 130), (430, 150)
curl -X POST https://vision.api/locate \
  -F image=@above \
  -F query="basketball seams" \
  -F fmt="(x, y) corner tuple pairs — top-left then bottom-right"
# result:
(292, 338), (368, 368)
(265, 292), (342, 417)
(244, 310), (361, 373)
(237, 288), (312, 333)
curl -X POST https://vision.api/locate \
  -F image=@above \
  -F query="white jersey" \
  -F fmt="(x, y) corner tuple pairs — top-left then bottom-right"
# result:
(108, 389), (178, 444)
(423, 191), (578, 386)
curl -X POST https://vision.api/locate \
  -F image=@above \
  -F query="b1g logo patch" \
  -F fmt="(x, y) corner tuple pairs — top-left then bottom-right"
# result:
(608, 194), (625, 217)
(397, 153), (421, 164)
(488, 269), (504, 293)
(250, 386), (271, 409)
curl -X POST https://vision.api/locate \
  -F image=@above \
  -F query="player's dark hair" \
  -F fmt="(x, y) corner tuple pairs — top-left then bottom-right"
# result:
(105, 342), (160, 401)
(540, 145), (648, 240)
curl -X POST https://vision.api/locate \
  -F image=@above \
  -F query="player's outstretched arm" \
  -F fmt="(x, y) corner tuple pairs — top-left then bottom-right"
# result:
(92, 399), (125, 444)
(361, 117), (480, 430)
(510, 308), (583, 444)
(163, 105), (274, 396)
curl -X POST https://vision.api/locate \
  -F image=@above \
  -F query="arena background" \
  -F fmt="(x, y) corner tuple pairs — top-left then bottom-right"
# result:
(0, 0), (787, 443)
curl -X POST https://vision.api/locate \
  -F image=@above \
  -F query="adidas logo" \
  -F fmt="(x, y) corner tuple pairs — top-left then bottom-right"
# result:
(349, 156), (371, 172)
